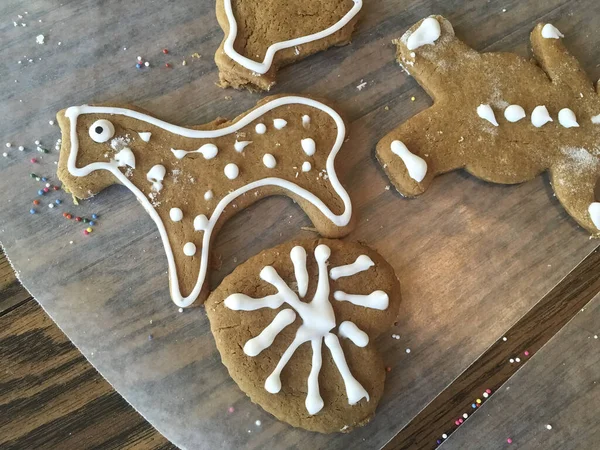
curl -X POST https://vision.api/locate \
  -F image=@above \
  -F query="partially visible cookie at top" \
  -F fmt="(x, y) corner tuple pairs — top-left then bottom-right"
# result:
(206, 239), (401, 433)
(376, 15), (600, 237)
(214, 0), (362, 91)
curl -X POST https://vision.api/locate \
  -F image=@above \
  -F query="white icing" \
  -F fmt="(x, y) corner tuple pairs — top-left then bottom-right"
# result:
(138, 132), (152, 142)
(558, 108), (579, 128)
(112, 148), (135, 168)
(171, 143), (218, 160)
(222, 0), (363, 74)
(589, 203), (600, 230)
(302, 115), (311, 129)
(169, 207), (183, 222)
(302, 161), (312, 172)
(194, 214), (209, 231)
(273, 119), (287, 130)
(338, 321), (368, 347)
(234, 140), (252, 152)
(390, 140), (427, 182)
(477, 104), (499, 126)
(333, 290), (389, 310)
(204, 190), (213, 201)
(541, 24), (564, 39)
(592, 114), (600, 124)
(301, 138), (316, 156)
(255, 123), (267, 134)
(64, 96), (352, 308)
(183, 242), (196, 256)
(504, 105), (526, 123)
(531, 105), (553, 127)
(146, 165), (166, 192)
(224, 163), (239, 180)
(290, 246), (308, 297)
(263, 153), (277, 169)
(89, 119), (115, 143)
(330, 254), (374, 280)
(406, 17), (441, 51)
(225, 244), (383, 414)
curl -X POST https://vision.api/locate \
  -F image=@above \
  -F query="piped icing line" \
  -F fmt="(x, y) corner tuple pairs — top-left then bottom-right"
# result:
(329, 254), (374, 280)
(64, 97), (352, 308)
(222, 0), (363, 74)
(171, 143), (219, 160)
(333, 290), (389, 310)
(290, 246), (308, 297)
(224, 244), (382, 414)
(390, 141), (427, 182)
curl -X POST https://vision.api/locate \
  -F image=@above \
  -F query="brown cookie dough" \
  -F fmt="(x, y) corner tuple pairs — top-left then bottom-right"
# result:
(376, 16), (600, 237)
(214, 0), (361, 91)
(206, 239), (401, 433)
(56, 95), (354, 308)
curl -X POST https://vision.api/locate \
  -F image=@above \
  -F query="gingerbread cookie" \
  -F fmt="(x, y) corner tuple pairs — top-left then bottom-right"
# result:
(377, 16), (600, 237)
(206, 239), (401, 433)
(215, 0), (362, 91)
(56, 95), (354, 307)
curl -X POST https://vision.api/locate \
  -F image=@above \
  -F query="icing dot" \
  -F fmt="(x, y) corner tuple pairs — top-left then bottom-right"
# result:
(146, 165), (166, 192)
(255, 123), (267, 134)
(531, 105), (553, 127)
(302, 115), (311, 129)
(224, 163), (239, 180)
(589, 203), (600, 230)
(541, 24), (564, 39)
(504, 105), (526, 123)
(592, 114), (600, 124)
(89, 119), (115, 143)
(477, 104), (499, 126)
(391, 140), (427, 182)
(406, 17), (441, 50)
(169, 207), (183, 222)
(302, 161), (312, 172)
(263, 153), (276, 169)
(204, 190), (213, 200)
(255, 420), (261, 427)
(183, 242), (196, 256)
(301, 138), (316, 156)
(558, 108), (579, 128)
(194, 214), (209, 231)
(234, 140), (252, 152)
(138, 131), (152, 142)
(273, 119), (287, 130)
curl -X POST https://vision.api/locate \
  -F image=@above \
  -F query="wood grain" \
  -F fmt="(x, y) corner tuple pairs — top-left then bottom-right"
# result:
(1, 0), (600, 449)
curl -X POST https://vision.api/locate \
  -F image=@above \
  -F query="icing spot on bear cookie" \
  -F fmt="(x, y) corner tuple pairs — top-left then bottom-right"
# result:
(541, 24), (564, 39)
(504, 105), (526, 123)
(194, 214), (209, 231)
(263, 153), (277, 169)
(592, 114), (600, 124)
(477, 104), (499, 126)
(301, 138), (316, 156)
(589, 203), (600, 230)
(273, 119), (287, 130)
(558, 108), (580, 128)
(183, 242), (196, 256)
(138, 132), (152, 142)
(255, 123), (267, 134)
(302, 115), (311, 129)
(234, 140), (252, 152)
(224, 162), (239, 179)
(204, 190), (213, 201)
(302, 161), (312, 172)
(146, 165), (166, 192)
(406, 17), (441, 50)
(531, 105), (553, 127)
(112, 148), (136, 168)
(169, 207), (183, 222)
(171, 143), (218, 160)
(391, 140), (427, 182)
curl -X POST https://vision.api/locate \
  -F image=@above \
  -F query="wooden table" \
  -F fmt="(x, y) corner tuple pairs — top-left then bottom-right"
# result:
(1, 0), (599, 449)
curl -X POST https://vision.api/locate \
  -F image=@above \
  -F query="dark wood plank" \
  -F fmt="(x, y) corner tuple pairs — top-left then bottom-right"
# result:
(0, 299), (173, 450)
(0, 248), (32, 314)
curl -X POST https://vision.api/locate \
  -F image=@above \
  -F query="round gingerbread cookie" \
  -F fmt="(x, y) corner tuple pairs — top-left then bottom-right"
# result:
(205, 239), (401, 433)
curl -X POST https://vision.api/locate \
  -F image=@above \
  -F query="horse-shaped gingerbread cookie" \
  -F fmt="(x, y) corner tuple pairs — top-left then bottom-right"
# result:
(56, 95), (353, 308)
(377, 16), (600, 237)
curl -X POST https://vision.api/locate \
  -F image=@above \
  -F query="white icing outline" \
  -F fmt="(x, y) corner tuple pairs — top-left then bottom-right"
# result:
(64, 96), (352, 308)
(222, 0), (363, 74)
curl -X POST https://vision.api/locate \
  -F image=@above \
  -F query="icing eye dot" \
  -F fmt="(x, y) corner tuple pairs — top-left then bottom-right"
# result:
(89, 119), (115, 143)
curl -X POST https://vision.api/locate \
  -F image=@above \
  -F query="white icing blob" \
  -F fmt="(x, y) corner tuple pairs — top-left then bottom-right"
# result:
(589, 203), (600, 230)
(234, 140), (252, 152)
(263, 153), (277, 169)
(290, 246), (308, 297)
(406, 17), (441, 50)
(558, 108), (579, 128)
(183, 242), (196, 256)
(531, 105), (553, 127)
(592, 114), (600, 124)
(333, 290), (389, 310)
(541, 24), (564, 39)
(301, 138), (316, 156)
(193, 214), (209, 231)
(302, 161), (312, 172)
(169, 207), (183, 222)
(390, 140), (428, 182)
(302, 115), (311, 129)
(338, 321), (369, 347)
(171, 143), (218, 160)
(330, 254), (374, 280)
(504, 105), (526, 123)
(244, 309), (297, 357)
(224, 163), (239, 180)
(113, 147), (136, 168)
(204, 190), (213, 200)
(273, 119), (287, 130)
(146, 164), (166, 192)
(89, 119), (115, 143)
(138, 132), (151, 142)
(477, 104), (499, 126)
(255, 123), (267, 134)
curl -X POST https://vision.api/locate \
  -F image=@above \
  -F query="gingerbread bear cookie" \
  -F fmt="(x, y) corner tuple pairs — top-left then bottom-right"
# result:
(377, 16), (600, 237)
(205, 239), (401, 433)
(215, 0), (362, 91)
(56, 95), (354, 308)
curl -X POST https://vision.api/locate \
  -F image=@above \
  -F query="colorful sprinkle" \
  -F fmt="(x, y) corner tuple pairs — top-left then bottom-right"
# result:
(48, 203), (54, 209)
(86, 227), (93, 233)
(53, 185), (60, 191)
(136, 63), (143, 69)
(83, 230), (89, 235)
(30, 158), (37, 163)
(30, 173), (38, 178)
(91, 213), (98, 219)
(228, 406), (235, 413)
(29, 208), (36, 214)
(33, 200), (39, 205)
(386, 366), (392, 372)
(55, 199), (61, 205)
(75, 216), (82, 222)
(89, 221), (95, 226)
(162, 48), (169, 54)
(486, 389), (492, 394)
(476, 399), (482, 404)
(546, 424), (552, 430)
(507, 438), (513, 444)
(524, 350), (530, 356)
(37, 189), (44, 195)
(43, 187), (49, 193)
